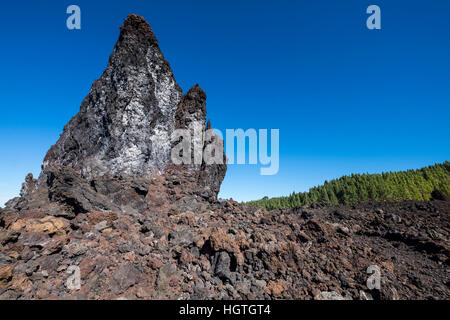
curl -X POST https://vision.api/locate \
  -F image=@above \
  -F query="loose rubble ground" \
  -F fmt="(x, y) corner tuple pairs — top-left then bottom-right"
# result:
(1, 177), (448, 299)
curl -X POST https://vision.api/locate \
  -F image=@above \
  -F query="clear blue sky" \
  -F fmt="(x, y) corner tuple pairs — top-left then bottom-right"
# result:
(0, 0), (449, 205)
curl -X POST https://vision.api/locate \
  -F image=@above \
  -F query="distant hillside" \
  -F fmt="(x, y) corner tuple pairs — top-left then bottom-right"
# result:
(246, 161), (450, 210)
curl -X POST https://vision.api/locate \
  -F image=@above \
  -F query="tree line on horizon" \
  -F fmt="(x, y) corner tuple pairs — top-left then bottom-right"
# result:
(246, 161), (450, 210)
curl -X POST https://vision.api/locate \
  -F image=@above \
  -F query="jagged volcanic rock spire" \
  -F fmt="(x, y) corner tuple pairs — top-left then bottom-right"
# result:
(5, 14), (227, 215)
(42, 15), (183, 180)
(174, 85), (227, 198)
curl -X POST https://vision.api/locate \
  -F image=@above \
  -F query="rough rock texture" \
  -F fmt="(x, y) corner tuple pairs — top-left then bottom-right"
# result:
(5, 14), (226, 216)
(0, 15), (448, 300)
(173, 85), (227, 200)
(1, 191), (449, 299)
(42, 14), (182, 181)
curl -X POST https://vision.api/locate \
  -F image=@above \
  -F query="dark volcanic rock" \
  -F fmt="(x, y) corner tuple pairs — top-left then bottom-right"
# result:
(5, 14), (226, 216)
(431, 189), (449, 201)
(173, 84), (227, 200)
(1, 184), (450, 300)
(41, 14), (182, 182)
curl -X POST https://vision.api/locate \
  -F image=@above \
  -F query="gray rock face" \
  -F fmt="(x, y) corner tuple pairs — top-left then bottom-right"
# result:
(20, 174), (37, 198)
(5, 14), (227, 215)
(41, 15), (183, 181)
(213, 251), (234, 284)
(174, 85), (227, 199)
(45, 166), (121, 214)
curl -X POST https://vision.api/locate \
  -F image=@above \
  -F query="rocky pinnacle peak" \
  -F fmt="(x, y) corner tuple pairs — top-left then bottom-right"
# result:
(40, 15), (218, 183)
(175, 84), (207, 130)
(119, 14), (159, 48)
(22, 14), (226, 207)
(122, 14), (155, 33)
(3, 15), (226, 216)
